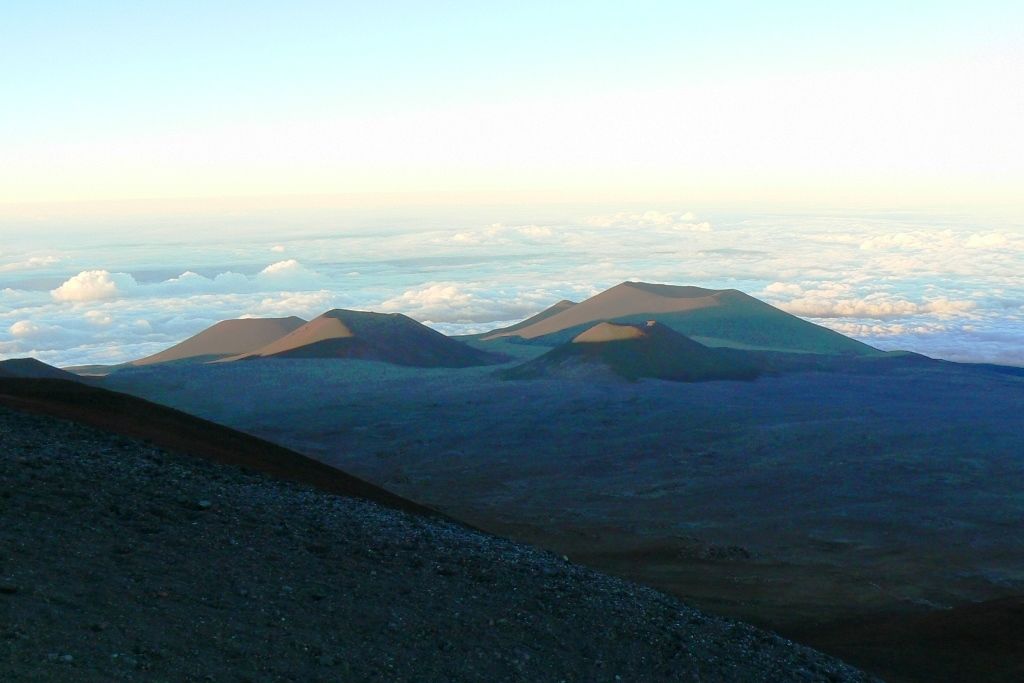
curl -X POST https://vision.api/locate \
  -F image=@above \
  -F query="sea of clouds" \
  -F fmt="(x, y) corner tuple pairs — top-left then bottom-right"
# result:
(1, 207), (1021, 367)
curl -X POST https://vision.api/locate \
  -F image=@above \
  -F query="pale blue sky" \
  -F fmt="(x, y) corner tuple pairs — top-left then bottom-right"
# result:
(4, 2), (1014, 130)
(3, 1), (1022, 206)
(2, 5), (1022, 367)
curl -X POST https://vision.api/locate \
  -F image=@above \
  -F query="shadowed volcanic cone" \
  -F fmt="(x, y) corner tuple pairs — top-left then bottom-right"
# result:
(132, 316), (307, 365)
(228, 309), (502, 367)
(503, 320), (760, 382)
(484, 281), (876, 355)
(0, 358), (81, 380)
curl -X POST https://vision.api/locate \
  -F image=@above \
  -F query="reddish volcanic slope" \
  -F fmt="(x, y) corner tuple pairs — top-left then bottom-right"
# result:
(229, 309), (501, 367)
(132, 316), (307, 365)
(478, 299), (578, 338)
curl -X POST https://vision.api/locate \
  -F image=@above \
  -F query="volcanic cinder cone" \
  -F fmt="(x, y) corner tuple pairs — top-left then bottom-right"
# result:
(483, 281), (876, 355)
(133, 317), (307, 365)
(503, 320), (760, 382)
(227, 309), (502, 368)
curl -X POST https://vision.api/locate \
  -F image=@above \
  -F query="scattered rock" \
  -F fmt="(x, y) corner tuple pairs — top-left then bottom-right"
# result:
(0, 403), (874, 683)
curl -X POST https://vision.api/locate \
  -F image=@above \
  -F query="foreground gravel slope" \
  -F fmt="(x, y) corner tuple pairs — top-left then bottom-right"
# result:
(0, 406), (873, 682)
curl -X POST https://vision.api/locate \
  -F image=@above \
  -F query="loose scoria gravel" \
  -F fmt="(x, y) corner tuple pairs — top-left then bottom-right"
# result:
(0, 406), (876, 682)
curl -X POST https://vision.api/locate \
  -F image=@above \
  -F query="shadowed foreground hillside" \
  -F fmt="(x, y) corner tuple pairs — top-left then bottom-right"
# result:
(0, 401), (872, 682)
(99, 355), (1024, 681)
(0, 378), (430, 517)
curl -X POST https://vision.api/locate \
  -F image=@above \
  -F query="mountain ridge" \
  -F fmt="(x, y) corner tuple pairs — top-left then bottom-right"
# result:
(484, 281), (877, 356)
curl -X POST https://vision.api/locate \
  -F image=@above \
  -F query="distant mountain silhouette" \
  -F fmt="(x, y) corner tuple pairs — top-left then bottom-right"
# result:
(0, 358), (81, 380)
(227, 309), (502, 367)
(503, 321), (760, 382)
(484, 281), (876, 356)
(133, 316), (307, 365)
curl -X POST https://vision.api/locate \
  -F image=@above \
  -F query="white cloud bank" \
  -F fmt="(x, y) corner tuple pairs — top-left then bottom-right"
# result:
(51, 270), (136, 302)
(9, 320), (60, 338)
(48, 260), (325, 303)
(2, 209), (1021, 367)
(0, 255), (61, 273)
(380, 282), (560, 325)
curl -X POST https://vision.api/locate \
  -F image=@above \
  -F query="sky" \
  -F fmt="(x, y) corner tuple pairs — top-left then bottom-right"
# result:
(1, 2), (1022, 366)
(2, 1), (1022, 207)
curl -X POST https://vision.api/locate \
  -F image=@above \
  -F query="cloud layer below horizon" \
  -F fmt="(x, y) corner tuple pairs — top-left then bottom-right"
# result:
(1, 208), (1021, 367)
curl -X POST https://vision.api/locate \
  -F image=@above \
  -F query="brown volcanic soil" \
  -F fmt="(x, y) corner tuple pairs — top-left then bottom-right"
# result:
(0, 403), (873, 682)
(230, 309), (501, 367)
(133, 317), (307, 365)
(478, 299), (578, 338)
